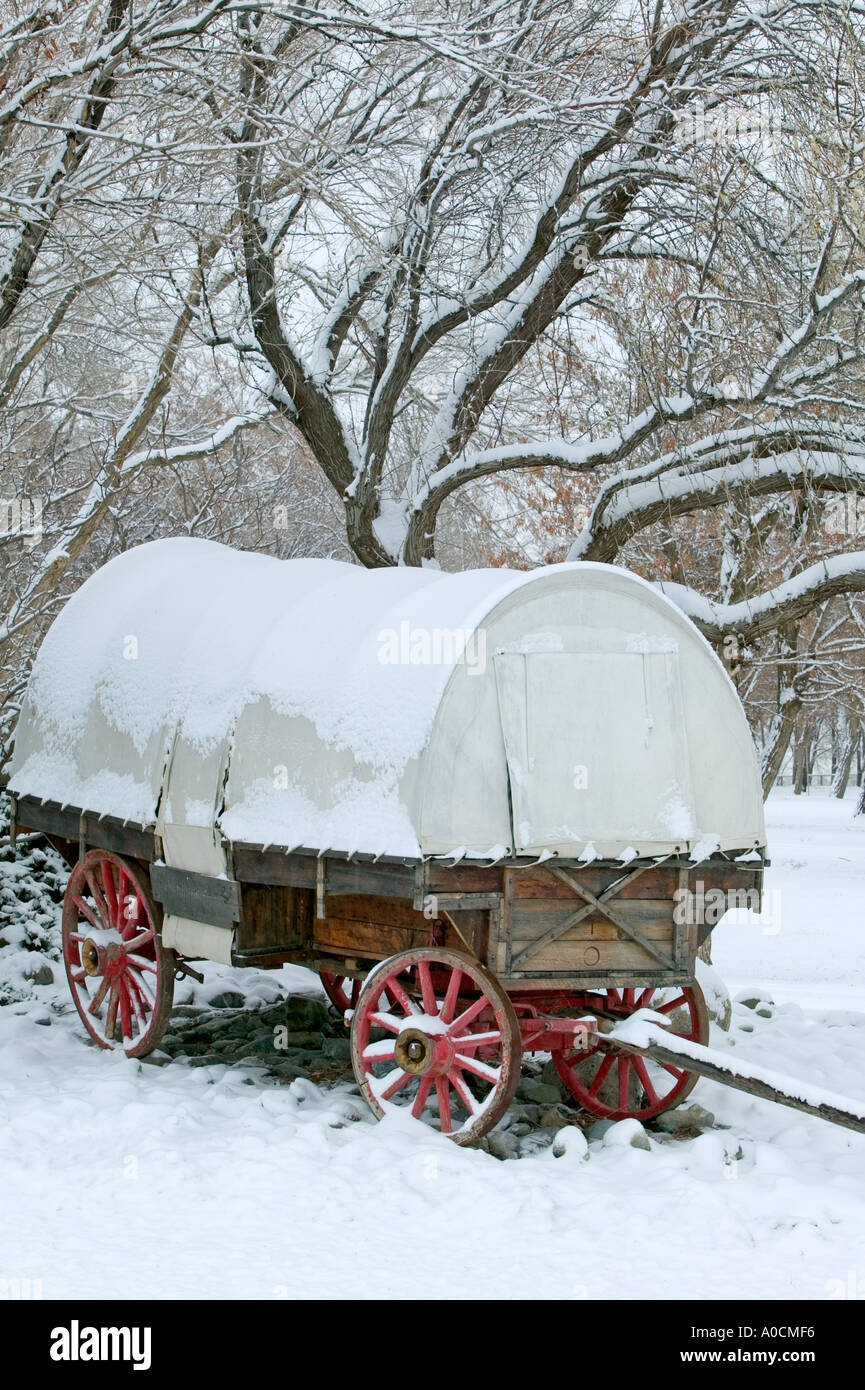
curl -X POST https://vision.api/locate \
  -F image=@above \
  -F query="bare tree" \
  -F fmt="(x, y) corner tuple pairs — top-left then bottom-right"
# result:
(5, 0), (865, 783)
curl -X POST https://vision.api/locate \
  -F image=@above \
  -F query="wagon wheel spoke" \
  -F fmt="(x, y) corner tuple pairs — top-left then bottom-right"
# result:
(450, 995), (489, 1036)
(120, 896), (141, 937)
(319, 973), (362, 1016)
(632, 1055), (660, 1108)
(435, 1077), (452, 1134)
(654, 992), (688, 1015)
(123, 929), (152, 955)
(589, 1052), (616, 1098)
(362, 1039), (396, 1062)
(71, 896), (102, 933)
(105, 982), (120, 1040)
(411, 1074), (433, 1119)
(116, 866), (134, 925)
(83, 868), (111, 931)
(369, 1010), (402, 1035)
(118, 978), (133, 1041)
(125, 953), (158, 973)
(126, 980), (147, 1031)
(617, 1057), (632, 1112)
(386, 976), (420, 1018)
(125, 968), (155, 1013)
(452, 1030), (501, 1052)
(100, 858), (119, 925)
(448, 1069), (480, 1117)
(661, 1061), (686, 1081)
(380, 1069), (414, 1102)
(417, 960), (436, 1016)
(456, 1055), (501, 1085)
(87, 974), (111, 1016)
(440, 966), (462, 1024)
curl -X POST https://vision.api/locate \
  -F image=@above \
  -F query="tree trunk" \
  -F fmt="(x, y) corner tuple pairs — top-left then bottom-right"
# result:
(793, 736), (807, 794)
(762, 702), (800, 796)
(834, 719), (856, 798)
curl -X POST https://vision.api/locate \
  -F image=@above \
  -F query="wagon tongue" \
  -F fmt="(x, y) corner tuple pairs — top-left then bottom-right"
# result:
(604, 1012), (865, 1136)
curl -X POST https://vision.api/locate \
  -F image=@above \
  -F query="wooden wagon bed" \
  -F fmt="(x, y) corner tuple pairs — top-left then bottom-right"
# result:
(11, 791), (764, 991)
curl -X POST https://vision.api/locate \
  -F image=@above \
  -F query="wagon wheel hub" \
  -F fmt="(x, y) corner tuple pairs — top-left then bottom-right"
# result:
(81, 938), (101, 976)
(394, 1027), (451, 1077)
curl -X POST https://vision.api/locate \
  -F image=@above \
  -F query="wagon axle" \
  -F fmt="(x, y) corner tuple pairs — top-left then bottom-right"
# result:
(515, 1012), (599, 1055)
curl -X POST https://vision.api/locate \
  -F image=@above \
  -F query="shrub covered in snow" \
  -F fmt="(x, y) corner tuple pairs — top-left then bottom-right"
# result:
(0, 793), (66, 1003)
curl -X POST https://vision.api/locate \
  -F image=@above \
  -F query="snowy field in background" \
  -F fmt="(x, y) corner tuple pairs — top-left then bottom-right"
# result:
(1, 786), (863, 1301)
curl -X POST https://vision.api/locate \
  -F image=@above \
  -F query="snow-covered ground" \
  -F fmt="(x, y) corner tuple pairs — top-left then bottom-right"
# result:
(1, 787), (863, 1301)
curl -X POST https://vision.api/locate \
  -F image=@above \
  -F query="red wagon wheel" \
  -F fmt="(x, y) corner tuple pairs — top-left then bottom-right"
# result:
(320, 972), (362, 1016)
(62, 850), (175, 1057)
(553, 983), (708, 1122)
(350, 947), (521, 1145)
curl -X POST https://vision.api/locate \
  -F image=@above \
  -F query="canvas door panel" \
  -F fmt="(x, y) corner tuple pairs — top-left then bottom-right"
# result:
(494, 652), (695, 852)
(157, 729), (235, 963)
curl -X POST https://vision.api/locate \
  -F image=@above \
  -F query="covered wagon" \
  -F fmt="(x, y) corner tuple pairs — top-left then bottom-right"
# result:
(5, 537), (768, 1142)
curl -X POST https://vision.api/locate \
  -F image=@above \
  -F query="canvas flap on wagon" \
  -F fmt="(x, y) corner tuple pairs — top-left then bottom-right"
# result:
(155, 728), (236, 965)
(493, 647), (695, 856)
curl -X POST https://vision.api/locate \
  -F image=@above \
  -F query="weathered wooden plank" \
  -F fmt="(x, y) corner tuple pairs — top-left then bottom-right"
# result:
(14, 796), (82, 841)
(316, 894), (427, 929)
(311, 890), (437, 959)
(506, 863), (760, 900)
(441, 908), (488, 960)
(503, 867), (601, 970)
(14, 796), (156, 862)
(314, 915), (429, 958)
(501, 970), (693, 989)
(232, 945), (309, 968)
(150, 863), (242, 929)
(233, 848), (317, 889)
(509, 867), (675, 900)
(325, 860), (415, 898)
(509, 901), (674, 936)
(509, 938), (670, 973)
(426, 864), (504, 893)
(235, 884), (313, 953)
(232, 847), (413, 897)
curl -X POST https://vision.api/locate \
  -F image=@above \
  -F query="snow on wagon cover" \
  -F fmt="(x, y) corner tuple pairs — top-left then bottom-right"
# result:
(7, 537), (766, 861)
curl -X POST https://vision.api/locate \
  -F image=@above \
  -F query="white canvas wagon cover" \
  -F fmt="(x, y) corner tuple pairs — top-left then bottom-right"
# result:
(8, 538), (765, 867)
